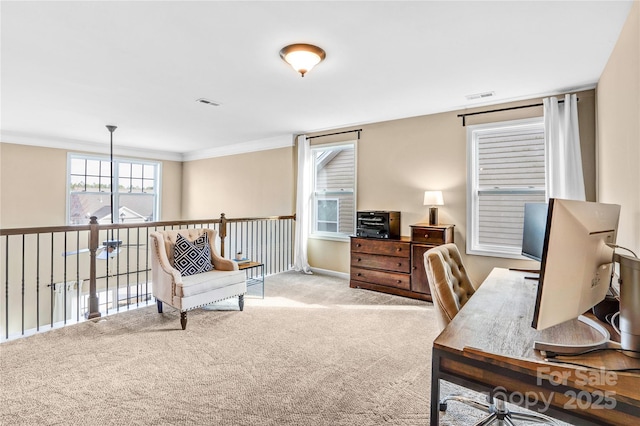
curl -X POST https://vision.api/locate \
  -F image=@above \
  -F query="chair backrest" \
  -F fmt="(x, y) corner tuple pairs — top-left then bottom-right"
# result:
(424, 243), (477, 331)
(151, 228), (219, 268)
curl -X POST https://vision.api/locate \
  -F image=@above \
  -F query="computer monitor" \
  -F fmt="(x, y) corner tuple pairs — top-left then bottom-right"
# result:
(521, 202), (548, 262)
(532, 198), (620, 332)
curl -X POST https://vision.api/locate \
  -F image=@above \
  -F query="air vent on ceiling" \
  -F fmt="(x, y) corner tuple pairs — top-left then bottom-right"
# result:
(196, 98), (221, 107)
(466, 91), (495, 101)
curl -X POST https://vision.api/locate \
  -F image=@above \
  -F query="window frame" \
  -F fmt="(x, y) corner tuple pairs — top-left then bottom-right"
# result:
(309, 140), (357, 242)
(66, 153), (162, 225)
(466, 117), (546, 259)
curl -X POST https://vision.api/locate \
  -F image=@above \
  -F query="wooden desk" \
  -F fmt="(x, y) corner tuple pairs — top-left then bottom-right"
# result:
(431, 268), (640, 425)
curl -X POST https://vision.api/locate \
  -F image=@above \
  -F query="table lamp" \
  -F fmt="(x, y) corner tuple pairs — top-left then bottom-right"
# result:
(423, 191), (444, 225)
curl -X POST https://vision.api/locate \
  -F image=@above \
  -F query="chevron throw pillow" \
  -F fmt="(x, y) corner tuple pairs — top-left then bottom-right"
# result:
(173, 233), (214, 276)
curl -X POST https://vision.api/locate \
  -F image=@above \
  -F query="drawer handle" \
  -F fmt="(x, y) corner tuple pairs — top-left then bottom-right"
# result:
(357, 273), (362, 277)
(356, 243), (361, 247)
(397, 280), (402, 284)
(397, 262), (402, 267)
(396, 247), (402, 252)
(424, 234), (429, 238)
(357, 258), (362, 262)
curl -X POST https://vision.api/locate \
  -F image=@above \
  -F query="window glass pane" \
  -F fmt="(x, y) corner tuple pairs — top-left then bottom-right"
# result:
(119, 194), (155, 222)
(143, 178), (155, 193)
(100, 161), (111, 177)
(70, 175), (85, 191)
(477, 131), (545, 189)
(70, 158), (86, 175)
(119, 162), (131, 178)
(478, 192), (546, 249)
(129, 178), (143, 193)
(130, 163), (143, 178)
(143, 164), (155, 179)
(68, 193), (111, 225)
(86, 160), (101, 176)
(317, 222), (338, 232)
(317, 199), (338, 221)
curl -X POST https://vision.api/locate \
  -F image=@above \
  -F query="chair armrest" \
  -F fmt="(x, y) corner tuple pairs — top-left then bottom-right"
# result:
(203, 229), (239, 271)
(150, 233), (183, 302)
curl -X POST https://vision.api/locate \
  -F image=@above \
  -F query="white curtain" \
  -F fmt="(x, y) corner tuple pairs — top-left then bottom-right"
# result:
(293, 135), (313, 274)
(543, 94), (586, 201)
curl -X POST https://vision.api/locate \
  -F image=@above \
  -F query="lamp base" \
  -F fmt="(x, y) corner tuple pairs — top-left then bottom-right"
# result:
(429, 207), (438, 225)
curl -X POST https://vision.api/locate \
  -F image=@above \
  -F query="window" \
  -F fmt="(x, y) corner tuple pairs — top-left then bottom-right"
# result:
(467, 118), (546, 258)
(67, 154), (161, 225)
(311, 141), (356, 239)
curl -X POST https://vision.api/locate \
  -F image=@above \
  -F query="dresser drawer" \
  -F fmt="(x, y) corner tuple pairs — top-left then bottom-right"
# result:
(351, 267), (411, 290)
(351, 252), (411, 273)
(411, 227), (446, 245)
(351, 238), (410, 257)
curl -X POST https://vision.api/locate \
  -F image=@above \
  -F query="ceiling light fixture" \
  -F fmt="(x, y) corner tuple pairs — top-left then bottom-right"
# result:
(279, 43), (326, 77)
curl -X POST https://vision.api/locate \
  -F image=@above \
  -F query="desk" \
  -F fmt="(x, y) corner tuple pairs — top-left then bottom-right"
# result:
(431, 268), (640, 425)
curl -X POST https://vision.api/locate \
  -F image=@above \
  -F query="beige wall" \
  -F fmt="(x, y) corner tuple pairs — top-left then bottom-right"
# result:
(181, 147), (295, 219)
(306, 91), (597, 284)
(0, 143), (183, 228)
(596, 0), (640, 255)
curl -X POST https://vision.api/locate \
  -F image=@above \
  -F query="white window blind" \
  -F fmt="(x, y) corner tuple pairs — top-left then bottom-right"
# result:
(467, 118), (546, 258)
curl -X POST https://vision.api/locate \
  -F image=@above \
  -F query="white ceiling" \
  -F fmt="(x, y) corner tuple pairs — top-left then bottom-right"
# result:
(1, 1), (634, 161)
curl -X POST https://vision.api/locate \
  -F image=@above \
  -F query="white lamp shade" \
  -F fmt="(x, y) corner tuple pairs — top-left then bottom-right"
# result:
(423, 191), (444, 206)
(283, 51), (322, 74)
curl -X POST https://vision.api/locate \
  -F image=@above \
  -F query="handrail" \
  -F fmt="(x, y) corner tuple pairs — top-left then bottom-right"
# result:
(1, 213), (296, 339)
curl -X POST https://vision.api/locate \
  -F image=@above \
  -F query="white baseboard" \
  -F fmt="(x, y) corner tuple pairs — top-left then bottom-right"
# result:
(309, 267), (349, 280)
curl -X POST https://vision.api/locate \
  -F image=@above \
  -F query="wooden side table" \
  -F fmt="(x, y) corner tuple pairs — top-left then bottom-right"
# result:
(237, 261), (264, 298)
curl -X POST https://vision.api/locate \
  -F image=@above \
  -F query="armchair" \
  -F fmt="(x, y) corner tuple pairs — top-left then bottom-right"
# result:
(149, 228), (246, 330)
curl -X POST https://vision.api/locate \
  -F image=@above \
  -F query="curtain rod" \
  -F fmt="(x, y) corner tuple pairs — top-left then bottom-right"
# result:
(307, 129), (362, 140)
(457, 98), (576, 126)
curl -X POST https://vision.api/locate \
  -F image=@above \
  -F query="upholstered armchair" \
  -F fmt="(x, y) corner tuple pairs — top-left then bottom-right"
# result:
(149, 228), (246, 330)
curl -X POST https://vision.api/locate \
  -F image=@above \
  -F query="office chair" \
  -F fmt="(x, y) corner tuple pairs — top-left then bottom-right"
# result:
(425, 244), (558, 425)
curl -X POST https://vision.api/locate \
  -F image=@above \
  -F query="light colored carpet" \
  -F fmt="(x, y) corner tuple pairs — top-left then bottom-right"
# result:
(0, 271), (564, 425)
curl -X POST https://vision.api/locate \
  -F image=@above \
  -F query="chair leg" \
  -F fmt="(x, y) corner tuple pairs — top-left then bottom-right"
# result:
(156, 299), (163, 313)
(180, 311), (187, 330)
(238, 294), (244, 311)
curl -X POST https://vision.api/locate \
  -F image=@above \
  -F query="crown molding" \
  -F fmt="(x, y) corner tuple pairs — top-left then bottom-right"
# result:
(181, 134), (295, 161)
(0, 131), (295, 162)
(0, 130), (183, 162)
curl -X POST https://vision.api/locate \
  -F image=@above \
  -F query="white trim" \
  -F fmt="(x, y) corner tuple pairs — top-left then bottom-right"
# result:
(1, 131), (294, 162)
(308, 233), (351, 243)
(309, 267), (350, 280)
(1, 131), (182, 162)
(181, 134), (295, 161)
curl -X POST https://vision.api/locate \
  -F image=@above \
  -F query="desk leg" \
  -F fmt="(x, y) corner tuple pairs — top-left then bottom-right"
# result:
(431, 348), (441, 426)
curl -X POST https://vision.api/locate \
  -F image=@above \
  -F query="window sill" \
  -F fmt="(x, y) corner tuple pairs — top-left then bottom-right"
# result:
(309, 233), (351, 243)
(466, 247), (532, 260)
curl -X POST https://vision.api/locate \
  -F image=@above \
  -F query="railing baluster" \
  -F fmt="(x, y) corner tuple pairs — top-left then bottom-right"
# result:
(36, 234), (40, 331)
(21, 235), (25, 335)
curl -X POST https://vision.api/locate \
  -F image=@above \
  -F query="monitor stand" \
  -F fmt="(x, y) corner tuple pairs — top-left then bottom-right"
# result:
(534, 315), (621, 357)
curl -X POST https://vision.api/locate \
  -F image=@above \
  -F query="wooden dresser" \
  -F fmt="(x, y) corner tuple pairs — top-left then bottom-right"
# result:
(350, 224), (454, 301)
